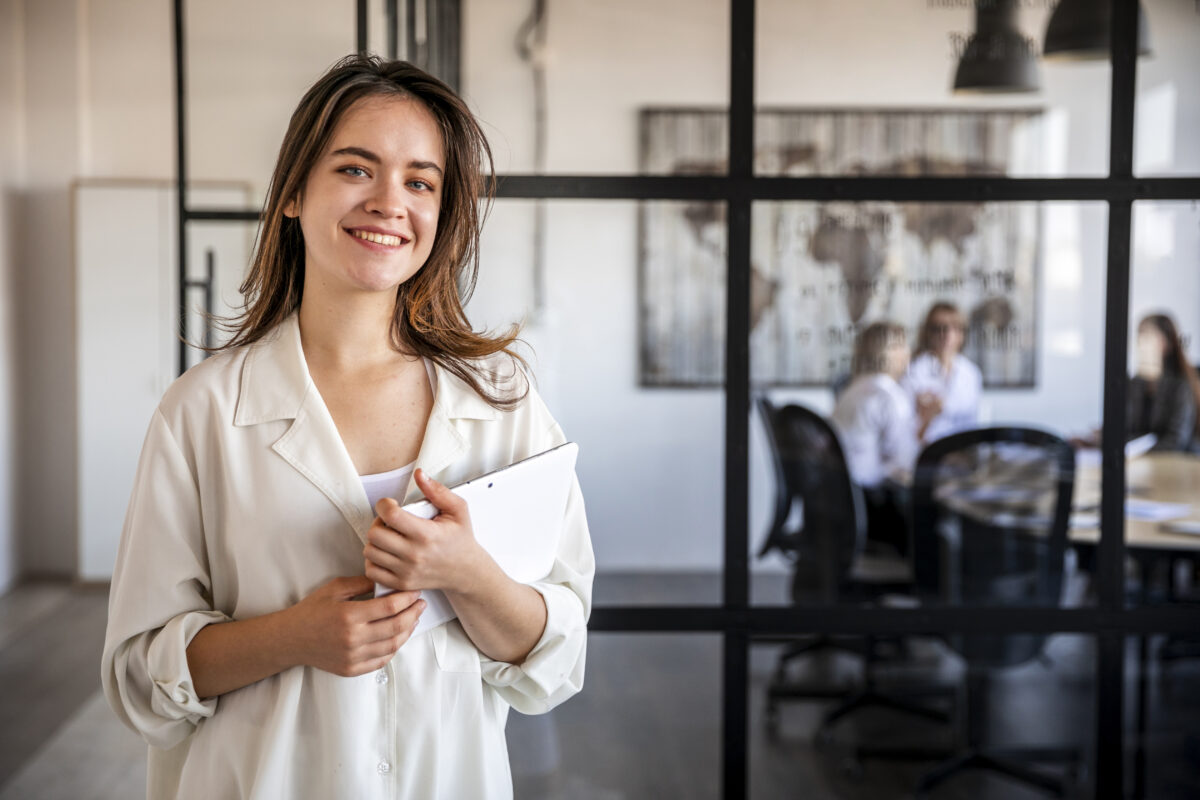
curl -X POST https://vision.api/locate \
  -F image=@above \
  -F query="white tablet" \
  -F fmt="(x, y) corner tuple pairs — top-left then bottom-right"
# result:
(376, 442), (579, 635)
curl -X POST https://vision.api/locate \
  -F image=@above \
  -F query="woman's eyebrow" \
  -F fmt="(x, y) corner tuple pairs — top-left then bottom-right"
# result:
(330, 146), (381, 163)
(329, 146), (444, 177)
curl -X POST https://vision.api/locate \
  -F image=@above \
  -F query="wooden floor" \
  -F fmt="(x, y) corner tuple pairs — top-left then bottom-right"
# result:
(1, 575), (1197, 799)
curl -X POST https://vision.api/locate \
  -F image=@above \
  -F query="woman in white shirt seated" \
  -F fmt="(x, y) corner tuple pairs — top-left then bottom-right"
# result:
(833, 322), (940, 555)
(833, 322), (938, 489)
(902, 302), (983, 444)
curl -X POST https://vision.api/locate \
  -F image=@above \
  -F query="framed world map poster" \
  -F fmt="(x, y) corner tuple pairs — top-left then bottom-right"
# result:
(638, 108), (1044, 388)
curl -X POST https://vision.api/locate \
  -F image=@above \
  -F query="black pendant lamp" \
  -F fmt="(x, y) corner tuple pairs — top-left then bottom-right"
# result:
(1043, 0), (1153, 61)
(952, 0), (1041, 94)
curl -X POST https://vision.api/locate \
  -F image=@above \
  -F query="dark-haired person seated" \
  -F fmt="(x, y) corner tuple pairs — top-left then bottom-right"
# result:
(1075, 313), (1200, 453)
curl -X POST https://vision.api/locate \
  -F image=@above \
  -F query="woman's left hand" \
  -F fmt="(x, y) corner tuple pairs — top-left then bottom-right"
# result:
(364, 468), (488, 594)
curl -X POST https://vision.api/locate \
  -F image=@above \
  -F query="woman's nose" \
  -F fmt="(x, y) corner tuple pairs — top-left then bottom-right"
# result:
(365, 177), (406, 218)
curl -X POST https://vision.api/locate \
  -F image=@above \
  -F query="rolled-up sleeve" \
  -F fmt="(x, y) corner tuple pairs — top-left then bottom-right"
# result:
(479, 421), (595, 715)
(101, 409), (229, 750)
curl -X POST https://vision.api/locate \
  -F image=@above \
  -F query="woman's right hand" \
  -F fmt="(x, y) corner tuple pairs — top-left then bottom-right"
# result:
(282, 575), (425, 677)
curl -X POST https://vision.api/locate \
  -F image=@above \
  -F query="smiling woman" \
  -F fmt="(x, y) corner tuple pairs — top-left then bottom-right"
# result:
(99, 55), (594, 800)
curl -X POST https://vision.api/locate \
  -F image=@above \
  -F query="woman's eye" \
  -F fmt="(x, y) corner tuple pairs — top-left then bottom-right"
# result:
(341, 166), (368, 178)
(409, 179), (434, 191)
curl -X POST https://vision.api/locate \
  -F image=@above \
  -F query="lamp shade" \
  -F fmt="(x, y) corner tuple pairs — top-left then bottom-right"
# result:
(1043, 0), (1152, 61)
(953, 1), (1041, 94)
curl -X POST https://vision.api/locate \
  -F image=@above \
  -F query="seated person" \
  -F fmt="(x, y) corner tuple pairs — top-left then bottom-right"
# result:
(832, 322), (939, 555)
(1075, 313), (1200, 452)
(1129, 313), (1200, 452)
(901, 302), (982, 444)
(833, 321), (936, 488)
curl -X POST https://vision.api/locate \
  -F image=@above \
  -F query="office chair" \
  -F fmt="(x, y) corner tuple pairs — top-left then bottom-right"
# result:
(756, 396), (947, 742)
(910, 426), (1082, 798)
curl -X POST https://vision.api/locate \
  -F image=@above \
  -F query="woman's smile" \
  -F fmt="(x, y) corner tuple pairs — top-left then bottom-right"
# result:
(346, 226), (411, 249)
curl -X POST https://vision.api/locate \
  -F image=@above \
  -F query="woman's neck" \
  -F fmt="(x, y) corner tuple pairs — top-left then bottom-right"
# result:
(298, 290), (407, 374)
(935, 351), (955, 372)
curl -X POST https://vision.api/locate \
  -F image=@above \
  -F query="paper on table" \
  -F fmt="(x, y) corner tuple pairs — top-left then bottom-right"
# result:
(374, 442), (579, 636)
(1075, 433), (1157, 468)
(1159, 520), (1200, 536)
(1125, 498), (1191, 521)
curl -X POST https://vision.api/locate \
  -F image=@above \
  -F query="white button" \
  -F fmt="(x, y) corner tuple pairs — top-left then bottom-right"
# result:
(377, 760), (391, 775)
(375, 670), (388, 684)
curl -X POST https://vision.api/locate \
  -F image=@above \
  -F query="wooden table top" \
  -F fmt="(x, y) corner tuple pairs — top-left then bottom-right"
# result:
(1071, 452), (1200, 552)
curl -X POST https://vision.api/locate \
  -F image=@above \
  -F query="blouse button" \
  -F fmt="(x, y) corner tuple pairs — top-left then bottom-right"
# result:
(377, 760), (391, 775)
(375, 670), (388, 685)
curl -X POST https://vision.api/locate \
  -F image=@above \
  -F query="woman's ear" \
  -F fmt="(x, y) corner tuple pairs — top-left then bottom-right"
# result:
(283, 196), (300, 218)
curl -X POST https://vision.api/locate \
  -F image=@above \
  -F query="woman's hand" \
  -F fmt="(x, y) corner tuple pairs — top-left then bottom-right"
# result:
(916, 391), (943, 424)
(282, 575), (425, 677)
(364, 468), (489, 594)
(364, 468), (549, 664)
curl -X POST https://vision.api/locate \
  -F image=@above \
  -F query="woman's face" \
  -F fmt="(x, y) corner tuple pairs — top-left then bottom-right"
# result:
(286, 94), (445, 298)
(927, 311), (964, 357)
(885, 334), (910, 378)
(1136, 323), (1167, 379)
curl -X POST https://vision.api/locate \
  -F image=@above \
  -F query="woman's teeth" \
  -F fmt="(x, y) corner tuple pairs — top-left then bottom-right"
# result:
(351, 229), (404, 246)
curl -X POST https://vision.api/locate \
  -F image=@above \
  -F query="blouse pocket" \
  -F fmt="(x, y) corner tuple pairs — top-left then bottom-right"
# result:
(431, 621), (482, 674)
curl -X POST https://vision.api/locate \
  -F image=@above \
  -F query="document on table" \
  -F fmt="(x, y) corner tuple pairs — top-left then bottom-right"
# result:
(1072, 498), (1192, 528)
(374, 442), (579, 635)
(1075, 433), (1157, 468)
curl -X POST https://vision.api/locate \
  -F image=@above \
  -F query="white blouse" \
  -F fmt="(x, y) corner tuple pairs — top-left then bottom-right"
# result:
(101, 314), (594, 800)
(831, 373), (920, 488)
(901, 352), (983, 443)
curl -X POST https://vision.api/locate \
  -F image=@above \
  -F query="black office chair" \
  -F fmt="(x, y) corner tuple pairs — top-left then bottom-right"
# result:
(910, 426), (1082, 798)
(756, 396), (945, 741)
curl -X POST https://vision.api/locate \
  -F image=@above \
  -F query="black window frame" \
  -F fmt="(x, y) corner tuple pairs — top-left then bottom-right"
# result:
(172, 2), (1200, 797)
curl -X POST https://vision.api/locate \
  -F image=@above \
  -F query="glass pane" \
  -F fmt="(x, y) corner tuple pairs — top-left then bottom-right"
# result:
(749, 633), (1095, 799)
(749, 201), (1107, 609)
(1124, 201), (1200, 607)
(508, 634), (720, 798)
(473, 201), (725, 600)
(186, 0), (354, 208)
(1134, 1), (1200, 176)
(463, 0), (729, 175)
(756, 1), (1110, 177)
(1129, 634), (1200, 799)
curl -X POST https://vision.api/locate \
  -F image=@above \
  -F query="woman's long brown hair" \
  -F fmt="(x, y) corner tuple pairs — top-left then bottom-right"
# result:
(212, 54), (527, 409)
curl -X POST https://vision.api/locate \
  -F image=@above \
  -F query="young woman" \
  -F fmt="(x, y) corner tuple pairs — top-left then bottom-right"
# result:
(901, 301), (983, 444)
(1127, 313), (1200, 451)
(102, 56), (593, 800)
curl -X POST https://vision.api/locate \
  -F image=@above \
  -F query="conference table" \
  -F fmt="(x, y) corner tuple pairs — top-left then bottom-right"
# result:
(1071, 452), (1200, 800)
(1070, 451), (1200, 554)
(918, 450), (1199, 800)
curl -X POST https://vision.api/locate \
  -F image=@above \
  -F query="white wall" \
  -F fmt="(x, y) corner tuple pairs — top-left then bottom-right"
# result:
(15, 0), (85, 577)
(0, 0), (26, 594)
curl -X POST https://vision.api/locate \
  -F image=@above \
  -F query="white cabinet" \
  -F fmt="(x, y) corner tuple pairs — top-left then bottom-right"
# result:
(74, 181), (250, 581)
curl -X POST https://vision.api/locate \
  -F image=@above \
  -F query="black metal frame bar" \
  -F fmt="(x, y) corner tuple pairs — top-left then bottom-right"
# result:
(171, 1), (1200, 798)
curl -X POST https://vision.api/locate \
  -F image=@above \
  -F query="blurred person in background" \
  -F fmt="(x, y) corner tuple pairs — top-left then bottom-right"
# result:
(902, 301), (982, 445)
(832, 321), (939, 555)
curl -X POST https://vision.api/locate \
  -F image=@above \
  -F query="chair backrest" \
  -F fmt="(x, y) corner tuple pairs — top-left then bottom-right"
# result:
(756, 396), (866, 599)
(910, 426), (1075, 666)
